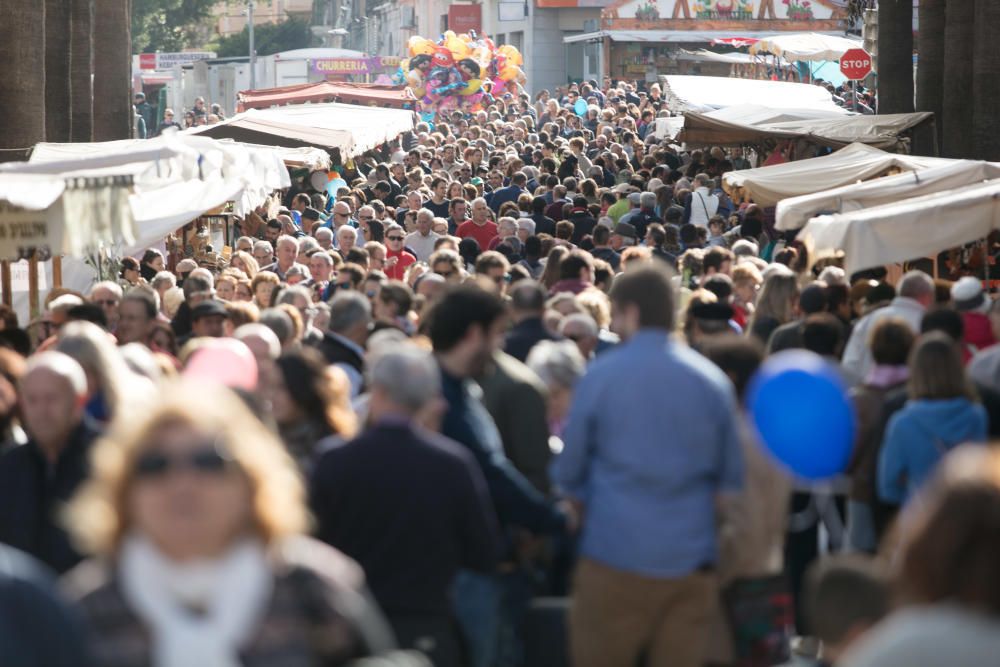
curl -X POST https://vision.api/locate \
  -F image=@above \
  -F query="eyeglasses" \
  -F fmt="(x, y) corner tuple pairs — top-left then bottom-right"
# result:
(133, 445), (233, 480)
(359, 216), (374, 221)
(435, 269), (455, 277)
(387, 236), (405, 241)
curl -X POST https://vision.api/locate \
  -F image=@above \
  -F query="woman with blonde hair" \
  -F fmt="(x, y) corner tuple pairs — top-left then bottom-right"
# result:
(55, 321), (150, 424)
(64, 385), (396, 666)
(747, 271), (799, 346)
(229, 251), (259, 280)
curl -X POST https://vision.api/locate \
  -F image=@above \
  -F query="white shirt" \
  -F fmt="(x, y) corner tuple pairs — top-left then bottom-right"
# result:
(404, 230), (441, 262)
(842, 296), (926, 380)
(688, 187), (720, 227)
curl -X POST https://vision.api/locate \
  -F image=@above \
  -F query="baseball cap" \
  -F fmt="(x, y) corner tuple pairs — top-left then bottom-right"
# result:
(191, 300), (230, 321)
(470, 177), (484, 186)
(952, 276), (988, 312)
(614, 221), (637, 239)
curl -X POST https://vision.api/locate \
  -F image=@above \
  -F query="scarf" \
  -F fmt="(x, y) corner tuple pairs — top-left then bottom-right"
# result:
(120, 534), (273, 667)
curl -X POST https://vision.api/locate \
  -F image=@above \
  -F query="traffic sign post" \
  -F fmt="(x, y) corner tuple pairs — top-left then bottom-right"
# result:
(840, 48), (873, 114)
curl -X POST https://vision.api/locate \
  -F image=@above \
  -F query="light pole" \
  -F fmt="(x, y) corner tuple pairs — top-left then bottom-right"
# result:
(248, 0), (257, 89)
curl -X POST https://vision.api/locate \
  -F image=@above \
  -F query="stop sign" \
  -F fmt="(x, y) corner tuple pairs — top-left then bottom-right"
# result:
(840, 48), (873, 80)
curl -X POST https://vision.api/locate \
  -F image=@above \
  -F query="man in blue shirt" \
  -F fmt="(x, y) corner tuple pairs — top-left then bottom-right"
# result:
(552, 264), (744, 667)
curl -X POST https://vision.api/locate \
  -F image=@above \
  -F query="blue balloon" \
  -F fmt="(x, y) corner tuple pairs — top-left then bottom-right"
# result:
(574, 98), (588, 116)
(746, 350), (855, 481)
(325, 177), (348, 197)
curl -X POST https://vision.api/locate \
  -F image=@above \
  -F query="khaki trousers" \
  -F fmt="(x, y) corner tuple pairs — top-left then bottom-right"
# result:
(569, 558), (716, 667)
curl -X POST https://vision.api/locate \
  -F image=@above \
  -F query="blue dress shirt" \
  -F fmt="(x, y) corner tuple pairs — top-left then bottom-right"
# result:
(552, 329), (744, 578)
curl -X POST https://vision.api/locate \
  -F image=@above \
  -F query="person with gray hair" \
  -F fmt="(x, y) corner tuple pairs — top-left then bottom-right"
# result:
(310, 345), (500, 667)
(526, 339), (587, 432)
(505, 280), (560, 362)
(0, 351), (100, 573)
(843, 270), (936, 379)
(314, 226), (334, 250)
(337, 225), (359, 257)
(317, 291), (371, 397)
(731, 239), (759, 259)
(88, 281), (124, 332)
(252, 239), (274, 267)
(560, 312), (600, 360)
(277, 284), (322, 344)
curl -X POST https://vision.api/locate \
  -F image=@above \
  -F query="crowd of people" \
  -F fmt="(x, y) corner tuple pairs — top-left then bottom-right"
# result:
(2, 77), (1000, 667)
(134, 93), (227, 139)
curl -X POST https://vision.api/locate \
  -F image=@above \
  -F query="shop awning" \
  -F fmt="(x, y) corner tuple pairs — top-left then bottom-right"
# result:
(237, 81), (413, 111)
(777, 160), (1000, 231)
(801, 179), (1000, 274)
(722, 143), (953, 207)
(750, 32), (863, 62)
(186, 102), (415, 157)
(563, 30), (849, 44)
(678, 109), (933, 151)
(661, 75), (846, 114)
(677, 49), (788, 66)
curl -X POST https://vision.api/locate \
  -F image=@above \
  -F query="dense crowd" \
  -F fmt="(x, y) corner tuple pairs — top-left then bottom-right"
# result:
(2, 78), (999, 667)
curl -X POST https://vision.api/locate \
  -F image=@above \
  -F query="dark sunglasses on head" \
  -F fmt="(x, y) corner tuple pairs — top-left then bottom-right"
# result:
(133, 445), (233, 479)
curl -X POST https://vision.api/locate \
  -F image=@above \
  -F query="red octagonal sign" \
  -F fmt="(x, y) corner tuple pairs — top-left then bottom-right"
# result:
(840, 48), (873, 81)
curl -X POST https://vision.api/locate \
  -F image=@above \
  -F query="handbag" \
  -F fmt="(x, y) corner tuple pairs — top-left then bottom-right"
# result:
(721, 574), (794, 667)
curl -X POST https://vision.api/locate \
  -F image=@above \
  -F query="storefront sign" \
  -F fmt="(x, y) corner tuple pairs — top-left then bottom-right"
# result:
(311, 57), (400, 75)
(138, 52), (216, 70)
(602, 0), (846, 29)
(448, 4), (483, 33)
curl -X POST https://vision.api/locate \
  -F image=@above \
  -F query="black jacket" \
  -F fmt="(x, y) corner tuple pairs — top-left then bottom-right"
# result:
(311, 422), (499, 616)
(316, 332), (365, 376)
(0, 423), (100, 574)
(568, 211), (597, 244)
(0, 545), (94, 666)
(504, 317), (559, 363)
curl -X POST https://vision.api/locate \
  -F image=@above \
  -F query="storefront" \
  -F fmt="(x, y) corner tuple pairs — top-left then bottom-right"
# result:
(564, 0), (849, 83)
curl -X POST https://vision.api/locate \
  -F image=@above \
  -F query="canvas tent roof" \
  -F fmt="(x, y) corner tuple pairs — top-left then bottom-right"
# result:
(749, 32), (863, 62)
(660, 75), (846, 114)
(237, 81), (413, 111)
(676, 49), (788, 66)
(0, 134), (289, 258)
(722, 143), (952, 207)
(678, 110), (933, 151)
(776, 160), (1000, 231)
(800, 179), (1000, 274)
(31, 137), (331, 171)
(186, 102), (414, 156)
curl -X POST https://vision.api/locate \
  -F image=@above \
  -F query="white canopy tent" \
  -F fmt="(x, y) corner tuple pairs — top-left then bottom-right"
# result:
(776, 160), (1000, 231)
(677, 49), (789, 66)
(750, 32), (863, 62)
(660, 75), (846, 114)
(186, 102), (415, 157)
(722, 143), (952, 207)
(702, 104), (848, 126)
(800, 179), (1000, 275)
(0, 134), (290, 258)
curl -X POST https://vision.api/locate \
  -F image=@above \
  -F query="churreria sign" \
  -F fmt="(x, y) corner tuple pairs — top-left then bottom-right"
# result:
(310, 57), (401, 75)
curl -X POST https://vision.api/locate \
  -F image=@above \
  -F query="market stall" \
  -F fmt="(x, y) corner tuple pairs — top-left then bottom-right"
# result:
(722, 142), (952, 207)
(186, 102), (415, 157)
(237, 81), (413, 112)
(678, 109), (934, 152)
(799, 179), (1000, 275)
(660, 75), (846, 113)
(776, 160), (1000, 231)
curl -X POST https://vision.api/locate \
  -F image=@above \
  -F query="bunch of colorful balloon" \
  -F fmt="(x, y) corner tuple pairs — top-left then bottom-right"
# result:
(394, 31), (526, 117)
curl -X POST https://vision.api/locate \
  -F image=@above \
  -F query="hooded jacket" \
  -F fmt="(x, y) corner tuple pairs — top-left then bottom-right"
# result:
(878, 397), (988, 504)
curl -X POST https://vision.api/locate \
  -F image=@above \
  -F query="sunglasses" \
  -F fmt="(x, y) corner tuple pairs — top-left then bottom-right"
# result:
(133, 445), (233, 480)
(387, 236), (405, 241)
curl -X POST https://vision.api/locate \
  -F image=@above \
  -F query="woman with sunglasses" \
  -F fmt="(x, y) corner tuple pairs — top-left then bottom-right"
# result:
(65, 386), (397, 666)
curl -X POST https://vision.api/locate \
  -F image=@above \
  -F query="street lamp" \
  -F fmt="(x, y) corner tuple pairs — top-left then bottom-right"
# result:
(247, 1), (257, 89)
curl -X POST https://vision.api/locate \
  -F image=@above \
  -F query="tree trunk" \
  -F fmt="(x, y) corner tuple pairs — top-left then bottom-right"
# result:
(876, 0), (913, 114)
(92, 0), (133, 141)
(45, 0), (72, 143)
(942, 0), (974, 157)
(70, 0), (95, 142)
(972, 0), (1000, 160)
(0, 0), (45, 161)
(914, 0), (944, 155)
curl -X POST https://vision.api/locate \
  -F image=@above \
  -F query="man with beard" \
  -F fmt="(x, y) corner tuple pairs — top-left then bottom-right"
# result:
(428, 285), (573, 667)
